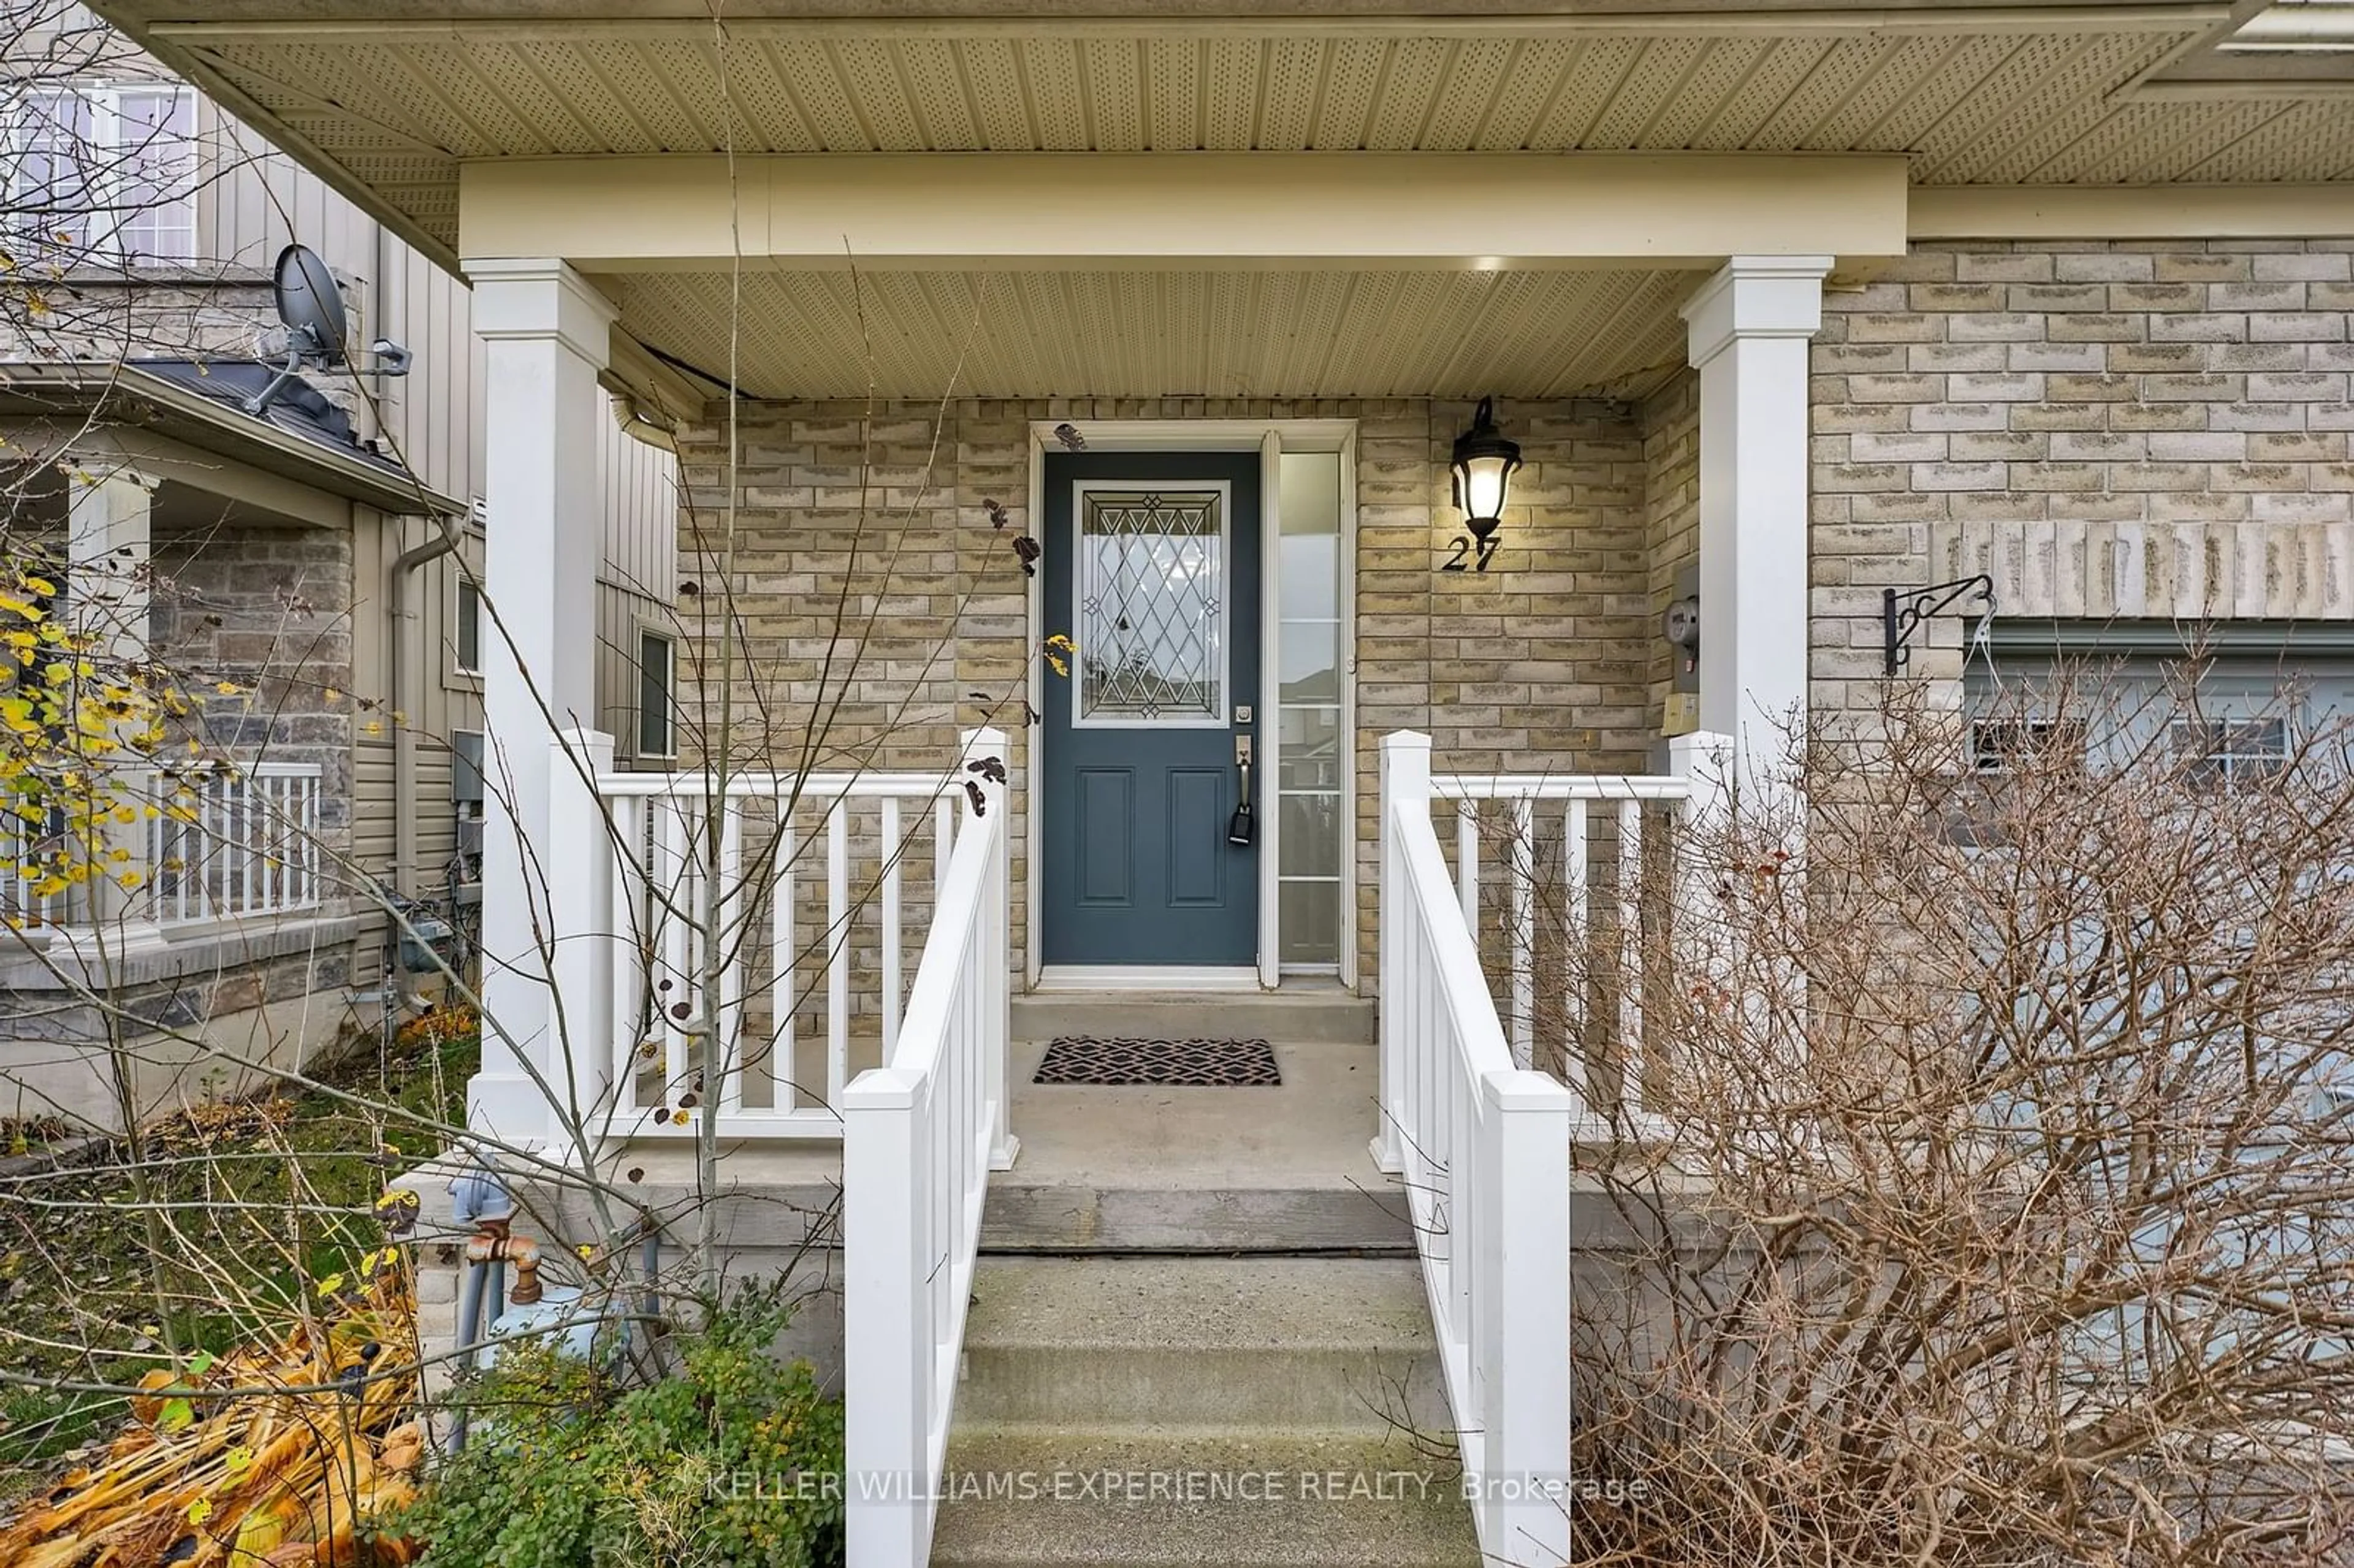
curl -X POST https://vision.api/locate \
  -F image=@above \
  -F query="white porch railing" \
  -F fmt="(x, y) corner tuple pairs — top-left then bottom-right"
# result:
(4, 806), (63, 929)
(148, 763), (324, 924)
(587, 753), (975, 1141)
(842, 728), (1015, 1568)
(1376, 729), (1576, 1566)
(1429, 769), (1691, 1119)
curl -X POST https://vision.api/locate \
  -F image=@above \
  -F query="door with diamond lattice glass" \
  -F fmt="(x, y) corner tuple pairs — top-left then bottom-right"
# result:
(1042, 452), (1262, 966)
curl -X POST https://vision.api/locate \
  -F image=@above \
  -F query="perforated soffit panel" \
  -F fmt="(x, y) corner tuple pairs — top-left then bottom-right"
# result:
(155, 20), (2354, 395)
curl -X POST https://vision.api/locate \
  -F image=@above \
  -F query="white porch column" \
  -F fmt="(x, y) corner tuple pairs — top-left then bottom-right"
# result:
(65, 465), (153, 666)
(465, 259), (615, 1147)
(65, 466), (161, 937)
(1679, 256), (1833, 766)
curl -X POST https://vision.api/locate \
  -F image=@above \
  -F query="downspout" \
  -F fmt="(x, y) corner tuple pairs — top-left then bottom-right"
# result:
(390, 523), (459, 895)
(377, 198), (470, 897)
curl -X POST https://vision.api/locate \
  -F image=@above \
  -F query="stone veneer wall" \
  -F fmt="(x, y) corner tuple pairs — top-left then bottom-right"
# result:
(0, 523), (364, 1133)
(150, 520), (357, 878)
(674, 397), (1656, 989)
(1811, 240), (2354, 711)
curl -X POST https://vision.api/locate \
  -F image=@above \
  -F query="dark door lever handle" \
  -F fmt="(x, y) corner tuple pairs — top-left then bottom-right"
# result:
(1227, 736), (1255, 847)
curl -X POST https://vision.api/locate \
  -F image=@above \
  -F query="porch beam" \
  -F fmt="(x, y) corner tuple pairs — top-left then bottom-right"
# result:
(455, 153), (1911, 273)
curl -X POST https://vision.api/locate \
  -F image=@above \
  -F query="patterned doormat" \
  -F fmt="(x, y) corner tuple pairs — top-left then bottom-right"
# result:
(1033, 1037), (1281, 1087)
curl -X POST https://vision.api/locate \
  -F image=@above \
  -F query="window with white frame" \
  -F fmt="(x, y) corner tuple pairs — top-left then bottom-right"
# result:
(1275, 451), (1346, 968)
(5, 83), (197, 265)
(2172, 716), (2295, 791)
(1964, 623), (2352, 785)
(637, 629), (676, 759)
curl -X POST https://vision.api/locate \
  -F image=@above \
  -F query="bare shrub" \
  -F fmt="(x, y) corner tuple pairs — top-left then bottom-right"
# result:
(1564, 669), (2354, 1567)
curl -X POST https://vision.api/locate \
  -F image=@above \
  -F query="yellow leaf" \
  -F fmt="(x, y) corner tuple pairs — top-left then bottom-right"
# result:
(213, 680), (242, 696)
(186, 1497), (211, 1527)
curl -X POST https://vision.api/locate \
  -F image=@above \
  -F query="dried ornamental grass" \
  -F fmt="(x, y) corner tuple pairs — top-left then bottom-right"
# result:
(0, 1257), (425, 1568)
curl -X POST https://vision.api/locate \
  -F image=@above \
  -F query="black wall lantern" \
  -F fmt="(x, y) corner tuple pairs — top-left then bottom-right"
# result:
(1450, 396), (1522, 543)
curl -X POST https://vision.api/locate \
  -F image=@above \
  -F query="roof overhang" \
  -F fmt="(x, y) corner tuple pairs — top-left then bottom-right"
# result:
(83, 0), (2354, 400)
(0, 363), (468, 517)
(93, 1), (2336, 285)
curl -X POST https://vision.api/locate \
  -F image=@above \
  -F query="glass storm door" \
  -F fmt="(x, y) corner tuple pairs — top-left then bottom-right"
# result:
(1041, 452), (1262, 966)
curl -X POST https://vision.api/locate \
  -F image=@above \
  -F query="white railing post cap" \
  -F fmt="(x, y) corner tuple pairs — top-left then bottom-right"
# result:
(1480, 1065), (1579, 1113)
(842, 1065), (924, 1111)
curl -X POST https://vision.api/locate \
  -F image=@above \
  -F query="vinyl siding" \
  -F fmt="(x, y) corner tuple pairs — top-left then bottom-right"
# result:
(599, 407), (682, 767)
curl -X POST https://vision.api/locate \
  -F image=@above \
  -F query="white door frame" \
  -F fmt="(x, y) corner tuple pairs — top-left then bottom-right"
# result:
(1024, 417), (1359, 992)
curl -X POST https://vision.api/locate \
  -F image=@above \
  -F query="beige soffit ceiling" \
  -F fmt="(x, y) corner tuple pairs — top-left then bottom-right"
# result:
(604, 266), (1707, 400)
(101, 12), (2354, 266)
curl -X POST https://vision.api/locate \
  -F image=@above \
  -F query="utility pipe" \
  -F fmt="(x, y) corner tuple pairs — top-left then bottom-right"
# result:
(388, 520), (459, 897)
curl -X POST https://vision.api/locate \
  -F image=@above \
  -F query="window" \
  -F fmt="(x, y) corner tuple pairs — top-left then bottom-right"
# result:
(2173, 717), (2293, 790)
(638, 630), (676, 759)
(1965, 623), (2353, 780)
(1968, 718), (2086, 774)
(1276, 451), (1346, 969)
(4, 84), (197, 265)
(453, 579), (482, 676)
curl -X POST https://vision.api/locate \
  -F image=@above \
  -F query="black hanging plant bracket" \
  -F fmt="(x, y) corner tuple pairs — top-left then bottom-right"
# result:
(1883, 574), (1995, 676)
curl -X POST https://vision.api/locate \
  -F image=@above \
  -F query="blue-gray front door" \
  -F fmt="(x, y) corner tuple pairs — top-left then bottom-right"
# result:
(1041, 452), (1262, 967)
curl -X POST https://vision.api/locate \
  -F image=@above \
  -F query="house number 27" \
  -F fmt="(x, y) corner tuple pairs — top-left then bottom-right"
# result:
(1441, 535), (1499, 573)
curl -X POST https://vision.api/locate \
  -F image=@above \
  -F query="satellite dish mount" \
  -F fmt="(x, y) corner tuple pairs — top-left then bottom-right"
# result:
(243, 243), (413, 416)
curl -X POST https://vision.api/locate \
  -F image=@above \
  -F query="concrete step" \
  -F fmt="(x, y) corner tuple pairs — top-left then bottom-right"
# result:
(929, 1428), (1480, 1568)
(1012, 990), (1376, 1048)
(979, 1178), (1410, 1253)
(957, 1257), (1448, 1433)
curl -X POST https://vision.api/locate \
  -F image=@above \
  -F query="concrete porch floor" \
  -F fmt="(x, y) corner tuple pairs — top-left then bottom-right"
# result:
(988, 1030), (1409, 1253)
(592, 988), (1408, 1254)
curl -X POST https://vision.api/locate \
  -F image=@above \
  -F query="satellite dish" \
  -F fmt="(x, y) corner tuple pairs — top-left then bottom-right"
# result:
(243, 243), (408, 416)
(272, 243), (348, 365)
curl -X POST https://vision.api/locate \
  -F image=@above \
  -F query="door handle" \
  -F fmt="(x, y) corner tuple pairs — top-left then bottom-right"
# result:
(1228, 734), (1255, 846)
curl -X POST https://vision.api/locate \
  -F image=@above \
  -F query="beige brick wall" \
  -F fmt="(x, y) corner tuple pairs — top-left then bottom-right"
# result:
(672, 246), (2354, 993)
(676, 396), (1656, 990)
(1642, 371), (1701, 720)
(1812, 240), (2354, 714)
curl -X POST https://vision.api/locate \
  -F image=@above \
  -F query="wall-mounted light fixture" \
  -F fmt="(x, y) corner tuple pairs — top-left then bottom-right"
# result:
(1449, 396), (1522, 543)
